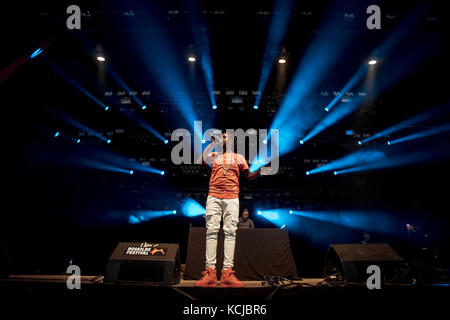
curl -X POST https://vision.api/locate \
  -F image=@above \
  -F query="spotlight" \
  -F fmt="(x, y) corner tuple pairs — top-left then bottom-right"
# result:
(187, 56), (196, 62)
(97, 56), (106, 62)
(160, 170), (165, 175)
(142, 105), (147, 110)
(262, 139), (267, 144)
(306, 171), (310, 175)
(129, 170), (134, 175)
(289, 210), (293, 214)
(202, 139), (206, 144)
(253, 105), (259, 110)
(299, 140), (304, 144)
(333, 171), (337, 175)
(181, 198), (206, 217)
(76, 139), (81, 143)
(358, 141), (362, 145)
(104, 106), (109, 111)
(387, 141), (391, 146)
(325, 107), (329, 112)
(164, 139), (169, 144)
(54, 131), (60, 138)
(257, 211), (262, 215)
(173, 210), (177, 214)
(30, 48), (43, 59)
(212, 105), (217, 110)
(106, 139), (111, 144)
(278, 47), (289, 65)
(368, 59), (377, 65)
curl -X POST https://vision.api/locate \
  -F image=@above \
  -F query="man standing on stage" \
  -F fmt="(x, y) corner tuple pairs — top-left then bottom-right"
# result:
(195, 132), (261, 288)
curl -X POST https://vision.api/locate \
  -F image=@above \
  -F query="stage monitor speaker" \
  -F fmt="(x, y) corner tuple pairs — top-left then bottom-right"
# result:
(104, 242), (181, 284)
(323, 243), (404, 283)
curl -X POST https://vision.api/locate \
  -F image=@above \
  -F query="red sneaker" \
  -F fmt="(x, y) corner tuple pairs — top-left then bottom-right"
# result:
(194, 267), (217, 287)
(220, 268), (245, 288)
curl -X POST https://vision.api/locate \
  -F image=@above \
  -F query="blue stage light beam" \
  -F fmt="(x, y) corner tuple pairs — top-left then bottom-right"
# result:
(303, 33), (439, 143)
(361, 102), (450, 145)
(302, 93), (365, 143)
(81, 159), (132, 174)
(53, 110), (109, 143)
(44, 58), (109, 111)
(290, 210), (398, 234)
(372, 4), (428, 63)
(307, 148), (387, 175)
(249, 157), (267, 173)
(72, 145), (165, 176)
(324, 66), (368, 112)
(387, 123), (450, 146)
(51, 130), (83, 144)
(133, 22), (202, 141)
(106, 65), (146, 109)
(128, 210), (176, 224)
(103, 65), (166, 142)
(27, 132), (164, 176)
(183, 0), (217, 109)
(128, 215), (141, 224)
(80, 155), (163, 175)
(198, 32), (217, 110)
(30, 48), (43, 59)
(302, 5), (439, 144)
(256, 209), (281, 226)
(255, 209), (295, 229)
(1, 40), (52, 83)
(107, 156), (164, 176)
(269, 1), (357, 156)
(118, 105), (166, 142)
(248, 129), (279, 172)
(192, 28), (216, 109)
(181, 198), (206, 217)
(335, 143), (450, 175)
(254, 0), (295, 108)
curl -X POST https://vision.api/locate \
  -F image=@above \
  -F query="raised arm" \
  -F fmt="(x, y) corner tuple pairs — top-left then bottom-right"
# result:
(243, 168), (261, 180)
(196, 138), (216, 165)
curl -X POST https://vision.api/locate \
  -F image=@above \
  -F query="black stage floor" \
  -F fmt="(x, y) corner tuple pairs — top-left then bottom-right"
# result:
(1, 274), (449, 318)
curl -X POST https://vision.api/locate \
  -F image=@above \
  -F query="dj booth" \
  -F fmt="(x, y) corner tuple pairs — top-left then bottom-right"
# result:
(184, 227), (298, 280)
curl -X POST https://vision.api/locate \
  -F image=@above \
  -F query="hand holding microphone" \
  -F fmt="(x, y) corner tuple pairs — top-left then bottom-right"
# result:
(211, 134), (223, 145)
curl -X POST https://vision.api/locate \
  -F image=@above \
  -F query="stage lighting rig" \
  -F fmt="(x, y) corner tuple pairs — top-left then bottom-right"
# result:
(94, 44), (106, 62)
(278, 47), (289, 64)
(186, 44), (197, 63)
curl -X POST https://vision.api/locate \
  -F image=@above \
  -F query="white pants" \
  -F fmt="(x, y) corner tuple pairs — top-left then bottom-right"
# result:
(205, 195), (239, 269)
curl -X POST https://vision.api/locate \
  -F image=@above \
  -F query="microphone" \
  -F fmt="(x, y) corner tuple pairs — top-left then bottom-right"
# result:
(212, 134), (223, 144)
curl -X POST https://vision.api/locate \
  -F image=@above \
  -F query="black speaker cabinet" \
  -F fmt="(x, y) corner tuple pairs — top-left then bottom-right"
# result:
(104, 242), (181, 284)
(324, 243), (404, 283)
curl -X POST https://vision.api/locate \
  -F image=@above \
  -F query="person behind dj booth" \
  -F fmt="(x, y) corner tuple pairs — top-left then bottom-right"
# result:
(237, 208), (254, 229)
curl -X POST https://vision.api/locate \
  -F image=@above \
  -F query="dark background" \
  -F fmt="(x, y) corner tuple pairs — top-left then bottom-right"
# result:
(1, 0), (449, 278)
